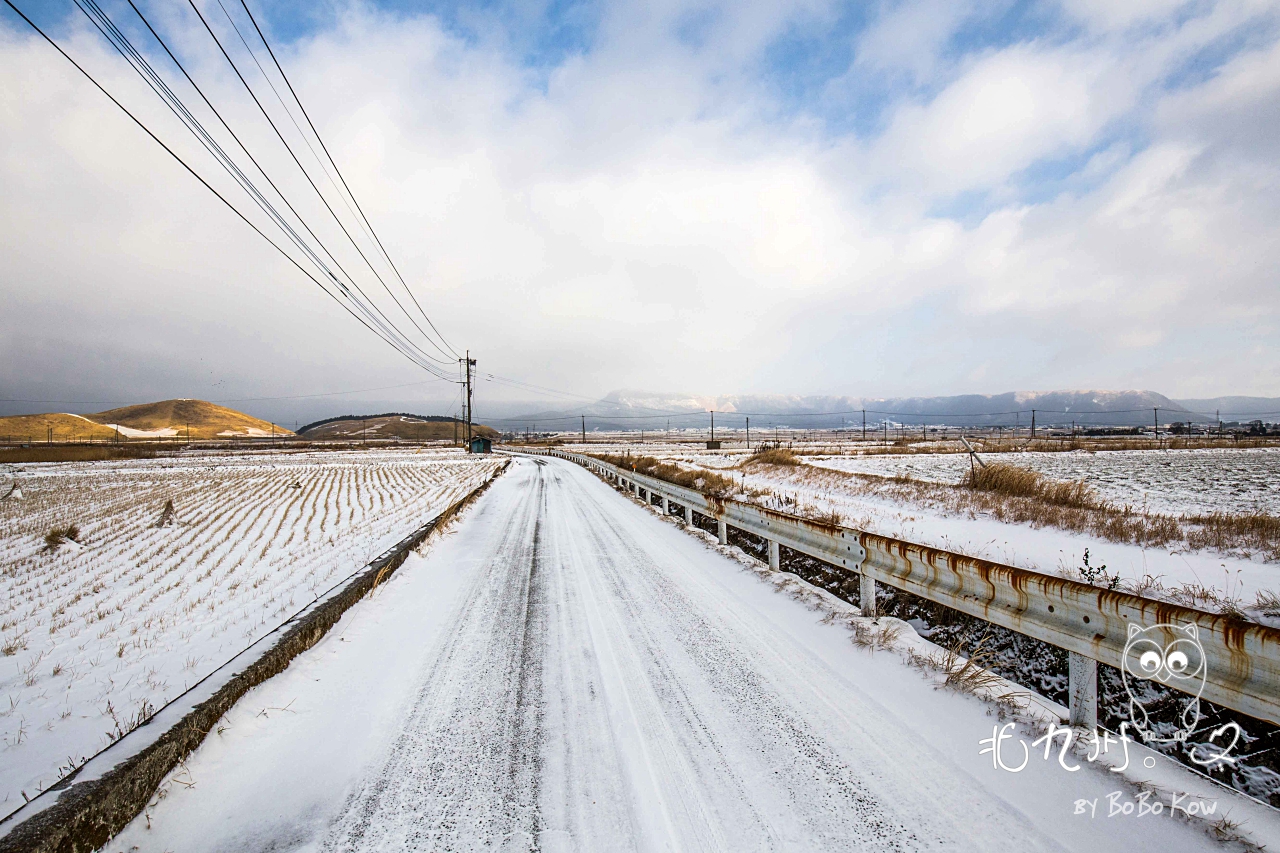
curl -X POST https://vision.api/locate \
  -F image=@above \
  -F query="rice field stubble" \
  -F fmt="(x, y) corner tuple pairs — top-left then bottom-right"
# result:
(0, 447), (500, 807)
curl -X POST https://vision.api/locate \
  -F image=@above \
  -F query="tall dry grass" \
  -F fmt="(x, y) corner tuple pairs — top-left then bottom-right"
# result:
(592, 453), (739, 496)
(964, 462), (1102, 509)
(745, 447), (801, 466)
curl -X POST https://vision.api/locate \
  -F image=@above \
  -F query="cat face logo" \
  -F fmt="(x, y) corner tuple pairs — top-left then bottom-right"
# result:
(1121, 622), (1206, 744)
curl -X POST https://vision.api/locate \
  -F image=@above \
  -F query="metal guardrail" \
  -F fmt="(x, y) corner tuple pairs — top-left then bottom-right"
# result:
(514, 446), (1280, 729)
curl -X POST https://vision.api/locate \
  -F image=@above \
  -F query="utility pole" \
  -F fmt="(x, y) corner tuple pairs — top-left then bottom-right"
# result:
(466, 351), (476, 445)
(862, 409), (866, 442)
(581, 415), (586, 444)
(1153, 407), (1159, 444)
(457, 351), (476, 448)
(710, 411), (715, 442)
(746, 416), (750, 449)
(1031, 409), (1036, 439)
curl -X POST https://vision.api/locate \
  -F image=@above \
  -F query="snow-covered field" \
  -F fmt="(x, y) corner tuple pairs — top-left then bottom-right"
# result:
(0, 448), (500, 809)
(108, 457), (1263, 852)
(809, 447), (1280, 517)
(571, 443), (1280, 607)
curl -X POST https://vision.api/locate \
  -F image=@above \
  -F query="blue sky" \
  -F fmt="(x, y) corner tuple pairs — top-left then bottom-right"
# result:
(1, 0), (1279, 411)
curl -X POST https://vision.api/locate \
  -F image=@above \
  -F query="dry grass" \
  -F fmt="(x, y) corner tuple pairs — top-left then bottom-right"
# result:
(965, 462), (1102, 509)
(850, 620), (901, 651)
(1184, 513), (1280, 560)
(745, 447), (801, 466)
(43, 524), (81, 551)
(0, 445), (160, 463)
(906, 634), (1027, 709)
(591, 453), (741, 496)
(1256, 589), (1280, 616)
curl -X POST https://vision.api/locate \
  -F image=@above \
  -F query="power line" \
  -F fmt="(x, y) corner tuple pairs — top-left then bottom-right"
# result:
(236, 0), (460, 361)
(0, 0), (442, 378)
(183, 0), (455, 368)
(108, 0), (451, 375)
(4, 0), (459, 383)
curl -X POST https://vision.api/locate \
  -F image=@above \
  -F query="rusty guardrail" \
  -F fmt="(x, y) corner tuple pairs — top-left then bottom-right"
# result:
(512, 446), (1280, 730)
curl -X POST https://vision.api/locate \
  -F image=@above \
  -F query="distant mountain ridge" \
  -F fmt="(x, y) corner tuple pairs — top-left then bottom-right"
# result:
(500, 389), (1233, 430)
(1172, 397), (1280, 418)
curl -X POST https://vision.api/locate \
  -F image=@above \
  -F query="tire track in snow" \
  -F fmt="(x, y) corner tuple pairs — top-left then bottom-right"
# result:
(322, 462), (549, 852)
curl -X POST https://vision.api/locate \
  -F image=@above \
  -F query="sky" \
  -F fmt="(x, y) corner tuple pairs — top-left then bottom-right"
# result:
(1, 0), (1278, 421)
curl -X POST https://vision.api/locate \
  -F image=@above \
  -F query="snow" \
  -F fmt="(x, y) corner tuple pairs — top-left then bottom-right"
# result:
(810, 447), (1280, 517)
(579, 443), (1280, 605)
(0, 448), (500, 809)
(105, 457), (1265, 851)
(101, 424), (180, 438)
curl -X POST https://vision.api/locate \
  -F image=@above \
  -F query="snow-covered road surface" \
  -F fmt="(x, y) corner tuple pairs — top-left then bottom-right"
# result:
(110, 457), (1233, 852)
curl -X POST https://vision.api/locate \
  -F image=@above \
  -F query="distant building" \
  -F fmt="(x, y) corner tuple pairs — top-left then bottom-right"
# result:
(469, 435), (493, 454)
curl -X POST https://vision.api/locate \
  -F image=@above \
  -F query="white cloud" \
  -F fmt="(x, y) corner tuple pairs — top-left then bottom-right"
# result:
(0, 0), (1278, 411)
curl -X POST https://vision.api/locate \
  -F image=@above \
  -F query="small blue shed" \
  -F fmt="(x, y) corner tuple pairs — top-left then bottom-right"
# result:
(469, 435), (492, 454)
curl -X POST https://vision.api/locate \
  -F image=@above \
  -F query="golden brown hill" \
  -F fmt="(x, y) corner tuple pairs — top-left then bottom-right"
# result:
(299, 414), (498, 442)
(88, 399), (292, 440)
(0, 413), (119, 443)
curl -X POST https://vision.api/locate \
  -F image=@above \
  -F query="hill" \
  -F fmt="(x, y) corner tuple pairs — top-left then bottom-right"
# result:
(298, 413), (498, 442)
(0, 400), (291, 443)
(0, 413), (119, 444)
(88, 399), (291, 440)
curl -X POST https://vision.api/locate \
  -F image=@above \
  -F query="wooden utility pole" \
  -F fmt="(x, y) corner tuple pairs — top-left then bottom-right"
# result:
(710, 411), (715, 442)
(1031, 409), (1036, 439)
(746, 416), (750, 449)
(461, 351), (476, 446)
(862, 409), (866, 442)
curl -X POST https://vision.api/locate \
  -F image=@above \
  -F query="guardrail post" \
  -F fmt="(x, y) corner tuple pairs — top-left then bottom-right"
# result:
(768, 539), (780, 570)
(661, 496), (669, 515)
(859, 574), (877, 618)
(684, 506), (693, 525)
(717, 519), (728, 545)
(1068, 652), (1098, 730)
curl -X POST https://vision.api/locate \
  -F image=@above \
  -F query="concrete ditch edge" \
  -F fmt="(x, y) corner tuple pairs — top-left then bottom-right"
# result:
(0, 459), (509, 853)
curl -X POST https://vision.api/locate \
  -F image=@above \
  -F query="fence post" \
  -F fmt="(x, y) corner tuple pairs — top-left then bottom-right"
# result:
(1068, 652), (1098, 730)
(768, 539), (780, 570)
(860, 574), (877, 618)
(717, 519), (728, 545)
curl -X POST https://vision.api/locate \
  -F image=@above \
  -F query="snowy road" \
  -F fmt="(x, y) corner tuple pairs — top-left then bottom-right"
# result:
(110, 457), (1229, 852)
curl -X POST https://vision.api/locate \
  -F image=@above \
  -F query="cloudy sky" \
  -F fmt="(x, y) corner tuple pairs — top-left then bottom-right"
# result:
(1, 0), (1278, 420)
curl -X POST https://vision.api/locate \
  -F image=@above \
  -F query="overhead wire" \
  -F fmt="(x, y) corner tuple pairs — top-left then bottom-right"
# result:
(85, 0), (450, 378)
(177, 0), (458, 366)
(9, 0), (458, 381)
(196, 0), (456, 365)
(72, 0), (446, 374)
(235, 0), (459, 360)
(0, 0), (458, 382)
